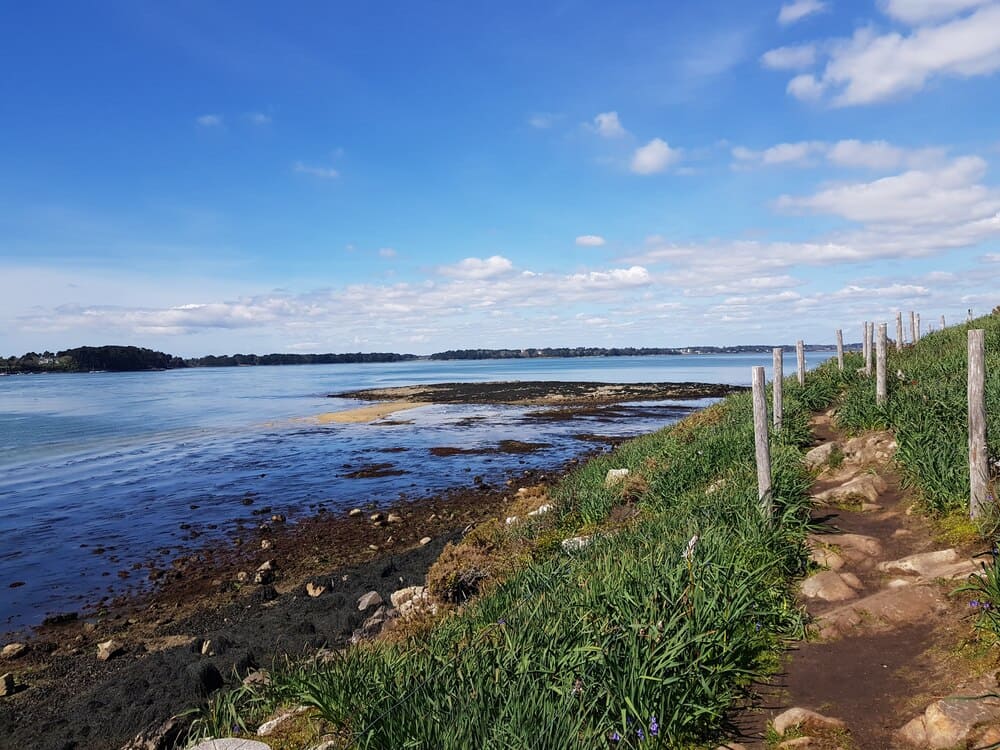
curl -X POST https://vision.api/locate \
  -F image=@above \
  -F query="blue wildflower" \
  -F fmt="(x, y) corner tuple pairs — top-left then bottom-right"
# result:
(609, 730), (621, 742)
(636, 727), (645, 740)
(972, 600), (981, 608)
(649, 716), (659, 736)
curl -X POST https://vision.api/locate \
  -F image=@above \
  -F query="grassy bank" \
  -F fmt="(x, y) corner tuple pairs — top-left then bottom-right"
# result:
(184, 373), (842, 749)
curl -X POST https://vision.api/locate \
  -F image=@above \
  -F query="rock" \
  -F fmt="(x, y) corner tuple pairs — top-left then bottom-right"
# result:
(350, 605), (393, 644)
(357, 590), (383, 610)
(419, 536), (432, 545)
(370, 512), (384, 522)
(270, 514), (285, 523)
(561, 535), (592, 553)
(0, 673), (16, 697)
(243, 670), (271, 687)
(773, 707), (845, 736)
(188, 740), (272, 750)
(898, 694), (1000, 749)
(819, 584), (948, 639)
(308, 742), (339, 750)
(604, 468), (630, 487)
(1, 643), (27, 660)
(349, 508), (362, 517)
(505, 516), (519, 525)
(254, 560), (276, 585)
(306, 582), (327, 598)
(877, 548), (977, 581)
(813, 473), (887, 505)
(97, 639), (123, 662)
(260, 539), (272, 550)
(258, 705), (310, 736)
(119, 714), (189, 750)
(387, 513), (403, 524)
(390, 585), (426, 609)
(860, 502), (883, 512)
(714, 744), (747, 750)
(528, 503), (553, 517)
(809, 532), (882, 564)
(778, 738), (818, 749)
(809, 545), (846, 571)
(368, 544), (379, 551)
(236, 571), (250, 583)
(800, 571), (861, 602)
(804, 443), (836, 470)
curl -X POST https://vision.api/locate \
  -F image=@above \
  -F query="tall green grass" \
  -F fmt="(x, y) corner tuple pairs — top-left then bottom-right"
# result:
(835, 315), (1000, 515)
(186, 375), (842, 749)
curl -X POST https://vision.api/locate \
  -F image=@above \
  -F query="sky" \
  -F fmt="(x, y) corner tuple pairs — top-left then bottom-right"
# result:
(2, 0), (999, 357)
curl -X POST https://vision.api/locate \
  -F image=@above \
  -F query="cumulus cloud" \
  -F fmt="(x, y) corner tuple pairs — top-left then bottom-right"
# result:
(592, 111), (627, 138)
(293, 161), (339, 179)
(761, 44), (818, 70)
(630, 138), (681, 174)
(196, 114), (223, 127)
(437, 255), (515, 279)
(778, 0), (828, 25)
(733, 138), (947, 170)
(575, 235), (607, 247)
(780, 3), (1000, 106)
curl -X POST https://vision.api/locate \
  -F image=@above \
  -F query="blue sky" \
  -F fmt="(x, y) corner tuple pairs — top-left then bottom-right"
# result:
(2, 0), (999, 356)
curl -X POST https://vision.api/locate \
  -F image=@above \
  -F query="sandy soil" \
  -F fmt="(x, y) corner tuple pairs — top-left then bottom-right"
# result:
(315, 401), (432, 423)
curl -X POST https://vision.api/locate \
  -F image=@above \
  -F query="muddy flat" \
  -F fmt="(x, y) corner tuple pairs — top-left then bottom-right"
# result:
(331, 380), (744, 406)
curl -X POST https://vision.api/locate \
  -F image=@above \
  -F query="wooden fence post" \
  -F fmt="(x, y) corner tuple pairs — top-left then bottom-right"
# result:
(752, 365), (772, 515)
(969, 330), (988, 519)
(969, 308), (974, 322)
(772, 347), (783, 430)
(836, 329), (844, 371)
(865, 321), (873, 376)
(796, 340), (805, 386)
(941, 314), (946, 330)
(896, 312), (904, 352)
(876, 323), (888, 406)
(916, 313), (921, 342)
(910, 311), (917, 345)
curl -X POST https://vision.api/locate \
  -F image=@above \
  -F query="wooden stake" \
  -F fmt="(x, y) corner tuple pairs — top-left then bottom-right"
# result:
(752, 365), (772, 515)
(864, 321), (873, 376)
(910, 311), (917, 345)
(876, 323), (888, 406)
(916, 313), (921, 342)
(896, 312), (904, 352)
(836, 328), (844, 371)
(796, 340), (805, 386)
(940, 314), (946, 330)
(969, 330), (988, 519)
(772, 347), (783, 430)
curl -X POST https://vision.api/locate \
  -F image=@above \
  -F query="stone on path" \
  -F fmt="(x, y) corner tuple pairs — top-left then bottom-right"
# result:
(813, 473), (887, 505)
(357, 590), (383, 610)
(809, 545), (846, 571)
(800, 571), (862, 602)
(778, 738), (820, 749)
(877, 549), (978, 581)
(773, 707), (845, 736)
(189, 740), (273, 750)
(818, 584), (948, 639)
(804, 442), (836, 470)
(1, 643), (26, 660)
(604, 468), (629, 486)
(898, 692), (1000, 749)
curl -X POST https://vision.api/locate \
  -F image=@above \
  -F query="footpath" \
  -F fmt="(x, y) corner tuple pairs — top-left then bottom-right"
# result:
(726, 410), (998, 750)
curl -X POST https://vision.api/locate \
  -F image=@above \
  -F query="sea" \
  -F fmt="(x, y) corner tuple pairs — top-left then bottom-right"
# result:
(0, 352), (831, 634)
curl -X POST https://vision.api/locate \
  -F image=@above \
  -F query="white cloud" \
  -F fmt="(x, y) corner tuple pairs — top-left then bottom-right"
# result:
(592, 111), (627, 138)
(246, 112), (272, 125)
(983, 253), (1000, 262)
(528, 113), (559, 129)
(778, 0), (828, 25)
(733, 141), (827, 167)
(832, 283), (931, 298)
(785, 3), (1000, 106)
(196, 114), (223, 127)
(733, 138), (948, 170)
(880, 0), (993, 25)
(437, 255), (514, 280)
(761, 44), (818, 70)
(575, 235), (607, 247)
(776, 156), (1000, 226)
(293, 161), (339, 179)
(630, 138), (681, 174)
(378, 247), (397, 258)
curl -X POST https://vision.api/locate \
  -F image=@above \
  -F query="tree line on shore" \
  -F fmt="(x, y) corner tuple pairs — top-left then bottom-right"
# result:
(2, 342), (843, 374)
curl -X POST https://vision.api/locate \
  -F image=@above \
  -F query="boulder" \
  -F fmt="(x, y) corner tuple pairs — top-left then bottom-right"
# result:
(804, 442), (836, 470)
(877, 549), (977, 580)
(390, 585), (426, 609)
(604, 469), (630, 487)
(1, 643), (27, 660)
(898, 694), (1000, 749)
(813, 474), (887, 505)
(0, 673), (16, 697)
(97, 639), (123, 662)
(818, 584), (948, 639)
(773, 707), (845, 736)
(800, 571), (861, 602)
(809, 545), (846, 571)
(357, 590), (383, 611)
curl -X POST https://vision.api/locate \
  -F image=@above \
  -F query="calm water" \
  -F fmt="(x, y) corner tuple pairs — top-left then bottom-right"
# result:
(0, 352), (830, 633)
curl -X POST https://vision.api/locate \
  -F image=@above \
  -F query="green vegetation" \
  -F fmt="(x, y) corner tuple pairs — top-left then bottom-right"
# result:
(185, 375), (843, 749)
(3, 345), (185, 373)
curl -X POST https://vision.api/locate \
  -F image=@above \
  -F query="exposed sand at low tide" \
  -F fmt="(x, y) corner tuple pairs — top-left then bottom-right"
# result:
(316, 400), (432, 423)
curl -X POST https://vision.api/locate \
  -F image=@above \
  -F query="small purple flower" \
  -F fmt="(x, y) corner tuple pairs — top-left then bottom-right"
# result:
(497, 618), (506, 625)
(609, 730), (621, 742)
(636, 727), (645, 740)
(649, 716), (659, 736)
(971, 600), (981, 608)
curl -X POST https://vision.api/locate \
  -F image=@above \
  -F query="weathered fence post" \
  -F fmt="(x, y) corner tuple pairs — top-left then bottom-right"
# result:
(876, 323), (888, 406)
(796, 340), (805, 386)
(916, 313), (922, 342)
(865, 321), (873, 376)
(969, 308), (974, 323)
(910, 311), (917, 345)
(772, 347), (783, 430)
(969, 330), (988, 519)
(752, 365), (772, 515)
(836, 329), (844, 371)
(941, 314), (946, 330)
(896, 312), (904, 352)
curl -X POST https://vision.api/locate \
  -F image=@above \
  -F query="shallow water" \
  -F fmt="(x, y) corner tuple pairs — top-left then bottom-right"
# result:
(0, 352), (830, 633)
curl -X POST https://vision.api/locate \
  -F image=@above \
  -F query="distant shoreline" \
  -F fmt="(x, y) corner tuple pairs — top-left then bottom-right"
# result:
(2, 343), (851, 376)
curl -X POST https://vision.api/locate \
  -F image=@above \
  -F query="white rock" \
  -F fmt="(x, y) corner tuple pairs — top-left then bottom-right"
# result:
(813, 474), (887, 504)
(390, 585), (426, 609)
(809, 545), (845, 571)
(96, 639), (122, 662)
(804, 443), (836, 470)
(800, 571), (860, 602)
(527, 503), (553, 517)
(419, 536), (432, 545)
(561, 535), (592, 553)
(258, 705), (310, 736)
(504, 516), (519, 526)
(877, 549), (977, 580)
(604, 469), (630, 487)
(0, 673), (16, 697)
(387, 513), (403, 524)
(306, 582), (326, 598)
(348, 508), (362, 517)
(1, 643), (27, 660)
(357, 591), (383, 610)
(773, 707), (845, 736)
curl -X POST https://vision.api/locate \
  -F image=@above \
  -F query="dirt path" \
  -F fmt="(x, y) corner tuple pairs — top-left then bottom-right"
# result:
(727, 411), (996, 750)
